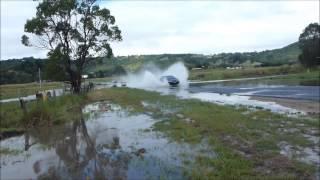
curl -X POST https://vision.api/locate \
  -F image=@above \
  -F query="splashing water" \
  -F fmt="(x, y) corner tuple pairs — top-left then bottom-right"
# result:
(122, 62), (189, 89)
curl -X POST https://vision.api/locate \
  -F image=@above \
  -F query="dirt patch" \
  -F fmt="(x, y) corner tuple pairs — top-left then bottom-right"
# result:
(250, 96), (320, 115)
(254, 155), (314, 179)
(220, 135), (254, 158)
(220, 134), (316, 179)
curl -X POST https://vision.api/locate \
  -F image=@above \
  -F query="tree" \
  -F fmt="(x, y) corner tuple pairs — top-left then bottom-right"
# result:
(298, 23), (320, 68)
(44, 48), (67, 81)
(22, 0), (122, 93)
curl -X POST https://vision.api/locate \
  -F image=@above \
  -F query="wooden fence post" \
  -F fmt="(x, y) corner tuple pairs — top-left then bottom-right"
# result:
(19, 98), (27, 114)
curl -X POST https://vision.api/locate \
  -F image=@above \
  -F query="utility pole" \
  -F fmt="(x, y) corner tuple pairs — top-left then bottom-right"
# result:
(39, 68), (42, 89)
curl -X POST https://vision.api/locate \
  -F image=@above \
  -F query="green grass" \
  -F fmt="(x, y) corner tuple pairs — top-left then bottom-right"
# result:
(189, 65), (306, 81)
(0, 102), (24, 129)
(0, 94), (85, 131)
(0, 82), (63, 100)
(258, 70), (320, 85)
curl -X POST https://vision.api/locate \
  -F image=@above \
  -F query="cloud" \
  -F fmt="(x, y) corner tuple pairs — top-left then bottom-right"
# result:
(105, 1), (318, 55)
(1, 0), (318, 59)
(1, 1), (47, 59)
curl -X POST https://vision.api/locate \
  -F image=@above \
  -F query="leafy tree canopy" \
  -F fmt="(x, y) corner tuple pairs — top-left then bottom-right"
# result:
(22, 0), (122, 92)
(298, 23), (320, 67)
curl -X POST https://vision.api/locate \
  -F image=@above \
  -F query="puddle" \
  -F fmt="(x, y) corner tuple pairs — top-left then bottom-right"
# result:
(278, 141), (320, 167)
(188, 92), (302, 115)
(128, 83), (315, 116)
(145, 87), (304, 115)
(0, 102), (214, 179)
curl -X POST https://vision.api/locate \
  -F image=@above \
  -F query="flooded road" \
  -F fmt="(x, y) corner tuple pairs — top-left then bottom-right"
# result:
(0, 102), (213, 179)
(189, 83), (319, 101)
(137, 81), (319, 115)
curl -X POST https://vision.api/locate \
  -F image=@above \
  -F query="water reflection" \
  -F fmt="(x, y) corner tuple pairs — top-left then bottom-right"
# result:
(25, 117), (131, 179)
(1, 102), (213, 179)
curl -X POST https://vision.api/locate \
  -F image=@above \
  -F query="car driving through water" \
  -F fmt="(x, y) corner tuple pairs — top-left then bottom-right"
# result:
(160, 75), (180, 86)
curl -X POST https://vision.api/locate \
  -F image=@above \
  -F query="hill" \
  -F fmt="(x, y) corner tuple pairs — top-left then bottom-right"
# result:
(0, 42), (301, 84)
(83, 42), (300, 76)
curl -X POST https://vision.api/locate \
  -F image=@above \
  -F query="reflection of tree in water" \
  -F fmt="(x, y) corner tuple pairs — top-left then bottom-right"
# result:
(28, 115), (131, 179)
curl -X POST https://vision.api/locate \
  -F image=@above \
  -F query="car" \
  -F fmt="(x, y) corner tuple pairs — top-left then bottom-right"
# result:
(160, 75), (180, 86)
(112, 80), (118, 87)
(121, 81), (127, 87)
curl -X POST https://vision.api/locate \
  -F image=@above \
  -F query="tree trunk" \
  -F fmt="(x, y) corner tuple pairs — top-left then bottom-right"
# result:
(71, 73), (82, 94)
(65, 59), (82, 94)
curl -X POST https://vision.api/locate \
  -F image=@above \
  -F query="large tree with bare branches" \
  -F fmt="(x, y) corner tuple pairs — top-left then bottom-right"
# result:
(22, 0), (122, 93)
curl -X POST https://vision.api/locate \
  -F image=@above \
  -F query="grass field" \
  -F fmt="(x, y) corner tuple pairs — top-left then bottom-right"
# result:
(0, 94), (85, 132)
(0, 82), (63, 100)
(259, 70), (320, 85)
(0, 78), (114, 100)
(189, 65), (306, 81)
(0, 88), (318, 178)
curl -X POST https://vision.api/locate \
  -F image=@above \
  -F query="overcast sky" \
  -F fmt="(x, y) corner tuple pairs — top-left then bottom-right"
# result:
(1, 0), (319, 60)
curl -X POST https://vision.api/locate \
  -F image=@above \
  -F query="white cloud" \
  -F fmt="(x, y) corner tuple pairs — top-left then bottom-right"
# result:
(105, 1), (318, 55)
(1, 0), (319, 59)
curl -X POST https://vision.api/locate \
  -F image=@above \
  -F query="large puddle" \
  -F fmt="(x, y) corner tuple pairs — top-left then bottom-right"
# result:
(0, 102), (214, 179)
(131, 82), (319, 116)
(138, 86), (306, 116)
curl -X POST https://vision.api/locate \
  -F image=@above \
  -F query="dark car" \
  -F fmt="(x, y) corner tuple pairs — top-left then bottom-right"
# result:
(160, 75), (180, 86)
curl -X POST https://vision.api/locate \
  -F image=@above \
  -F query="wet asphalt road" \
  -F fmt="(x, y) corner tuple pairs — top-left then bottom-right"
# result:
(188, 84), (320, 101)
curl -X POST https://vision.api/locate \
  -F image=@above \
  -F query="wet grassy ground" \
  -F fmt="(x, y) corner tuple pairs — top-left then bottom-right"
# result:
(1, 88), (319, 179)
(0, 95), (85, 134)
(87, 88), (319, 179)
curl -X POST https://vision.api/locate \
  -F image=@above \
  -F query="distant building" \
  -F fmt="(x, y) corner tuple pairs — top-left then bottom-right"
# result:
(226, 66), (242, 70)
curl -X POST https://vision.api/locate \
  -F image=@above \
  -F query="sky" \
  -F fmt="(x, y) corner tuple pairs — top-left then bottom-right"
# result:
(1, 0), (319, 60)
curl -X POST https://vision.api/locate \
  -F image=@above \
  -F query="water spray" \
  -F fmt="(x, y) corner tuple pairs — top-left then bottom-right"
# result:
(122, 62), (189, 89)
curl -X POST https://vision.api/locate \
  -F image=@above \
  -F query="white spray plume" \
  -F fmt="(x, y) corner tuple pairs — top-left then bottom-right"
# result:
(121, 62), (189, 89)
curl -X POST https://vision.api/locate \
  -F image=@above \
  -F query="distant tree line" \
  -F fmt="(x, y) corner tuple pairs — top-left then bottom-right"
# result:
(0, 57), (45, 84)
(0, 56), (128, 84)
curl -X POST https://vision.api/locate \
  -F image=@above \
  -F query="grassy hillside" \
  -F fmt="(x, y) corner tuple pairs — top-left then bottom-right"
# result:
(251, 42), (300, 66)
(84, 42), (301, 74)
